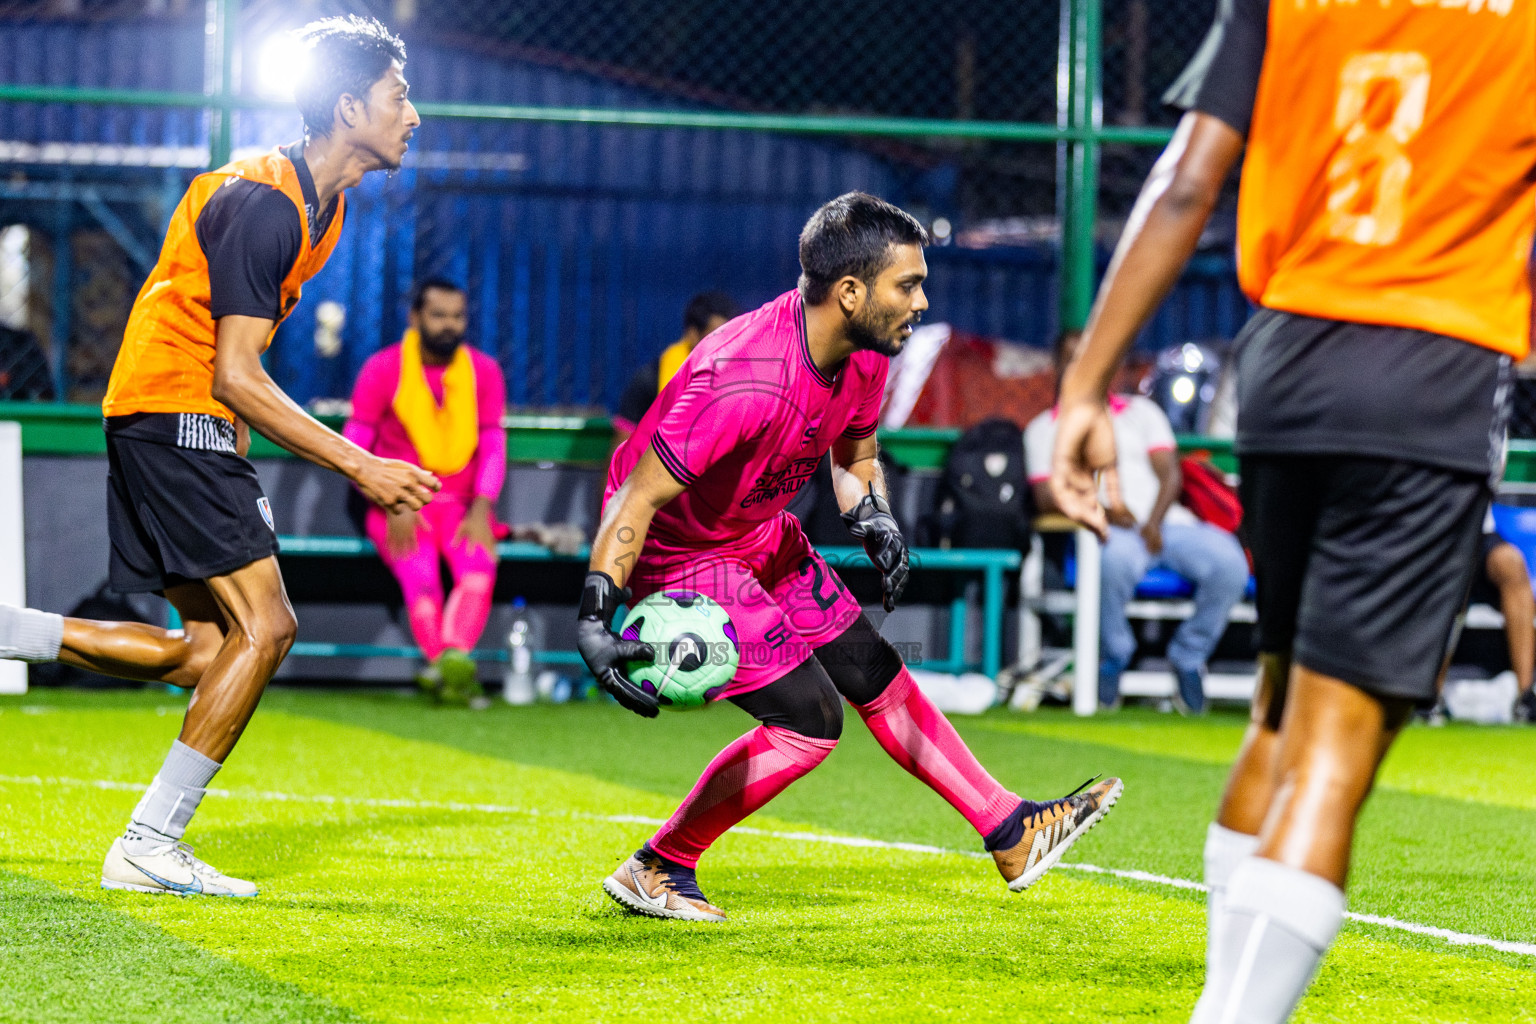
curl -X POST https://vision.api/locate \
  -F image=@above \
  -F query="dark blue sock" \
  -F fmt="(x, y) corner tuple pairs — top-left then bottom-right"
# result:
(639, 843), (708, 901)
(982, 799), (1047, 852)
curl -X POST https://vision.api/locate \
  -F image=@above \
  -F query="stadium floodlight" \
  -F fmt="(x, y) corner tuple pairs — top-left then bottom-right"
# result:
(256, 32), (310, 100)
(1170, 375), (1196, 404)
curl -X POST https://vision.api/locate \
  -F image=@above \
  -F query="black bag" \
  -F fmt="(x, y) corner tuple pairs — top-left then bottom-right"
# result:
(931, 418), (1032, 550)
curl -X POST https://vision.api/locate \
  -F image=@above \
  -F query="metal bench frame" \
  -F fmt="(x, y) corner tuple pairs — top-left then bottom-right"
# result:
(272, 536), (1021, 678)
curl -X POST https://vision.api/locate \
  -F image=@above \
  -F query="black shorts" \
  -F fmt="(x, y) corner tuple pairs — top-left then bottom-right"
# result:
(1468, 532), (1509, 608)
(106, 432), (280, 593)
(1239, 455), (1488, 705)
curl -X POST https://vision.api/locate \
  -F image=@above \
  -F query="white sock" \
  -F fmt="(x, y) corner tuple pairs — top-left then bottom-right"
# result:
(1196, 823), (1261, 1009)
(0, 605), (63, 662)
(124, 740), (222, 850)
(1191, 857), (1344, 1024)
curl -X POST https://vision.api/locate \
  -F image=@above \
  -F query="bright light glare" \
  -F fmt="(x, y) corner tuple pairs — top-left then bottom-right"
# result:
(257, 34), (311, 100)
(1171, 375), (1196, 404)
(931, 217), (952, 240)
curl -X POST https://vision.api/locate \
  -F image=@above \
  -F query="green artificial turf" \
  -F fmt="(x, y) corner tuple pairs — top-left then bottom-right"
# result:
(1, 689), (1532, 1023)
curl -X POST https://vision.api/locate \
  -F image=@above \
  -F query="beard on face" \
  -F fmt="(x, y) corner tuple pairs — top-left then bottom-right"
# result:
(420, 327), (463, 358)
(846, 293), (919, 357)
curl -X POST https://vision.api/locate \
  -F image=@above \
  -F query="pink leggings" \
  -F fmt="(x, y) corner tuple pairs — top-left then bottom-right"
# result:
(366, 500), (497, 661)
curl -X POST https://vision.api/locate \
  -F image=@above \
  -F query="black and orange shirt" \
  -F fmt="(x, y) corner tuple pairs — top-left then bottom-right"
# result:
(1167, 0), (1536, 476)
(103, 143), (344, 452)
(199, 141), (337, 322)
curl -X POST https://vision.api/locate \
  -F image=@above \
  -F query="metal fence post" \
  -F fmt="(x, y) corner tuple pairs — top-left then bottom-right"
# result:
(205, 0), (237, 170)
(1060, 0), (1102, 331)
(49, 208), (71, 403)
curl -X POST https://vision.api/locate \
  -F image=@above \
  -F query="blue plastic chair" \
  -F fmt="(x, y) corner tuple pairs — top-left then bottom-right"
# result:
(1489, 503), (1536, 580)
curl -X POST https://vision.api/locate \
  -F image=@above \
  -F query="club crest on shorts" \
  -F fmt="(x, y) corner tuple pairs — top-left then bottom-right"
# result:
(257, 497), (274, 532)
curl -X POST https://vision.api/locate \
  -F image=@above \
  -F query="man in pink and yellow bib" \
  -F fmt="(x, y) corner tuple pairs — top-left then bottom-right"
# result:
(345, 278), (506, 702)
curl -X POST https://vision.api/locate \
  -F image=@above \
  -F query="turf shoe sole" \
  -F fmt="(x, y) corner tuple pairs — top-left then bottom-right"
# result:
(101, 836), (258, 897)
(602, 854), (726, 922)
(994, 777), (1124, 892)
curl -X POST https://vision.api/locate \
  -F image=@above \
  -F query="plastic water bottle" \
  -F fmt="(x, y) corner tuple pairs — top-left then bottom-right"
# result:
(503, 598), (535, 705)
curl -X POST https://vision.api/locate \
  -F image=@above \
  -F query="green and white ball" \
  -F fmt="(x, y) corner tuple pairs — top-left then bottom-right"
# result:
(618, 591), (740, 709)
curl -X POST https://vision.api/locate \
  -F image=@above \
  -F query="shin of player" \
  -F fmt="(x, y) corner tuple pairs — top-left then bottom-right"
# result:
(1048, 1), (1535, 1019)
(3, 16), (440, 898)
(579, 193), (1122, 922)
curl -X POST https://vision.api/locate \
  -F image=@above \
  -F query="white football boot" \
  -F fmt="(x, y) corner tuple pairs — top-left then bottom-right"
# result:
(101, 836), (258, 897)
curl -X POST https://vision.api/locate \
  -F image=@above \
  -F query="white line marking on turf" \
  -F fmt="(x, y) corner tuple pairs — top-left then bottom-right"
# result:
(5, 773), (1535, 957)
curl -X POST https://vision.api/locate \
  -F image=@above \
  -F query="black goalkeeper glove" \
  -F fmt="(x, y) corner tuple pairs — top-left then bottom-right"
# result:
(841, 483), (910, 612)
(576, 571), (659, 718)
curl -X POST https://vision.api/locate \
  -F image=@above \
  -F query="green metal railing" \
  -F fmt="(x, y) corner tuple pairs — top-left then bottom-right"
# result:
(0, 0), (1173, 334)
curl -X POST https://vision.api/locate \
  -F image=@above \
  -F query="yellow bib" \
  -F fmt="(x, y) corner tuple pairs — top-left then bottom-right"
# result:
(657, 339), (693, 394)
(391, 329), (479, 476)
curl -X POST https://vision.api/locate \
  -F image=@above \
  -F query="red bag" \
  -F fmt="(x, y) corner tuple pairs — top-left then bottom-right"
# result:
(1179, 454), (1242, 534)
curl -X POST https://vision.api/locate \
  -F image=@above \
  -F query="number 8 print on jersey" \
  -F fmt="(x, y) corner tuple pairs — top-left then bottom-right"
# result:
(1237, 0), (1536, 360)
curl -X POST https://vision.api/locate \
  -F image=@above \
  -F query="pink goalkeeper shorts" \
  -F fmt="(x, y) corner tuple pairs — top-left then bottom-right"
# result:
(627, 514), (862, 700)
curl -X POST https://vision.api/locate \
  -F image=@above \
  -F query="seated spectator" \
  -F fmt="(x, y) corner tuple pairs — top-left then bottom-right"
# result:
(611, 291), (739, 448)
(344, 278), (506, 705)
(1026, 331), (1249, 713)
(1469, 515), (1536, 723)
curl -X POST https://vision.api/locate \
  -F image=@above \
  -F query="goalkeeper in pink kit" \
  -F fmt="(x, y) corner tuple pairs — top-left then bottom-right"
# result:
(579, 192), (1124, 922)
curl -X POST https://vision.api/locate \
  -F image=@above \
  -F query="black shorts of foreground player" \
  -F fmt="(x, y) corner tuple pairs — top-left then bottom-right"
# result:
(578, 191), (1122, 922)
(1048, 2), (1536, 1021)
(0, 15), (439, 898)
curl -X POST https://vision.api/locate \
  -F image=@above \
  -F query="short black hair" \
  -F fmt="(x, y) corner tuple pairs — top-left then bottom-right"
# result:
(798, 192), (928, 305)
(293, 15), (408, 139)
(410, 277), (465, 312)
(682, 291), (739, 334)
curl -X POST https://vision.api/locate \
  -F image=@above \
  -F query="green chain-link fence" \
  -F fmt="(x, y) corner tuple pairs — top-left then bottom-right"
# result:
(0, 0), (1230, 406)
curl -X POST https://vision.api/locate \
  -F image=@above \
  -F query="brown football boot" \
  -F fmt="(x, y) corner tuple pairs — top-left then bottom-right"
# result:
(602, 848), (726, 922)
(993, 777), (1124, 891)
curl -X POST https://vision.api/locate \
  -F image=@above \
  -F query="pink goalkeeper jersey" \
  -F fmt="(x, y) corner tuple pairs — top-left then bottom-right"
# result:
(608, 289), (888, 561)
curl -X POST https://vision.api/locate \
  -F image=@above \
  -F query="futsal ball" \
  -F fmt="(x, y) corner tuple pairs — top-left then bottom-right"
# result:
(618, 591), (739, 709)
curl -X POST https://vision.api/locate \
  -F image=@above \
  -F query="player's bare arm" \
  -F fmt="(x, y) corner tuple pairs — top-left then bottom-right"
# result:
(831, 432), (909, 611)
(1051, 112), (1244, 539)
(590, 446), (687, 590)
(577, 446), (687, 718)
(211, 313), (439, 512)
(829, 432), (884, 510)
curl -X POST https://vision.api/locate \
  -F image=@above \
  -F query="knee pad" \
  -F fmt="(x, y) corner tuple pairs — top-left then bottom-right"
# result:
(816, 613), (904, 707)
(397, 575), (445, 607)
(729, 658), (844, 741)
(451, 570), (496, 595)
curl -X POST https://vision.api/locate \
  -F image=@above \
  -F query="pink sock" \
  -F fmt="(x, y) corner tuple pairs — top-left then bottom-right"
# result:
(369, 508), (448, 661)
(405, 594), (446, 661)
(650, 725), (836, 868)
(441, 572), (494, 652)
(854, 667), (1019, 836)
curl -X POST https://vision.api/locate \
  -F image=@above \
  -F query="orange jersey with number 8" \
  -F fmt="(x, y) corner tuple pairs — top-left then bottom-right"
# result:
(1239, 0), (1536, 358)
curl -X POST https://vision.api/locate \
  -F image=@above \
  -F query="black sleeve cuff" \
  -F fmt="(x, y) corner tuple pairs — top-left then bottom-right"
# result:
(842, 421), (878, 440)
(651, 435), (699, 486)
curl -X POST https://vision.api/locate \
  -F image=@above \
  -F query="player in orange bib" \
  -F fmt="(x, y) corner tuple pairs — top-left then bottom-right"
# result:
(1048, 1), (1535, 1020)
(0, 16), (438, 897)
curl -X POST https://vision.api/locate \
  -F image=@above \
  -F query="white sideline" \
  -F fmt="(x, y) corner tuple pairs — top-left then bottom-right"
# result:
(3, 772), (1534, 958)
